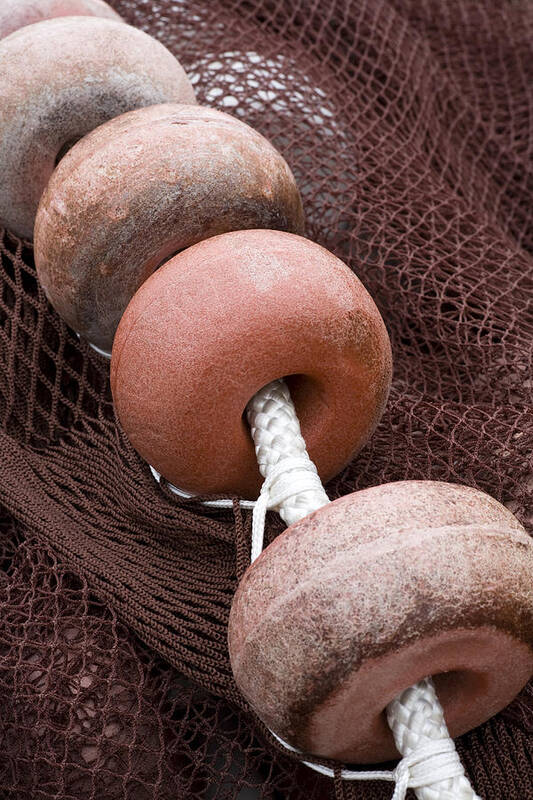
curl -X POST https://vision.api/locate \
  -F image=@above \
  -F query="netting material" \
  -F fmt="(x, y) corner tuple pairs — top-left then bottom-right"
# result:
(0, 0), (532, 797)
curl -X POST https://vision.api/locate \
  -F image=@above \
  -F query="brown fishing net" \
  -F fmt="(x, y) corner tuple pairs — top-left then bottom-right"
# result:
(1, 0), (532, 797)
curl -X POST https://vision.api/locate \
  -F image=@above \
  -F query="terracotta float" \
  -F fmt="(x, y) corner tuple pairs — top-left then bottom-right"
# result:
(0, 16), (195, 239)
(110, 229), (392, 498)
(229, 480), (533, 763)
(0, 0), (121, 39)
(35, 104), (305, 352)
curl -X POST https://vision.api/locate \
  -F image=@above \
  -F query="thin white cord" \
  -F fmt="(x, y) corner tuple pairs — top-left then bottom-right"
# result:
(246, 378), (481, 800)
(88, 341), (112, 358)
(74, 331), (112, 359)
(149, 465), (256, 510)
(270, 724), (466, 800)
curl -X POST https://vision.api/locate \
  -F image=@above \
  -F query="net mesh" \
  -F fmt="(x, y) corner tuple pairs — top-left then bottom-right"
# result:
(1, 0), (533, 797)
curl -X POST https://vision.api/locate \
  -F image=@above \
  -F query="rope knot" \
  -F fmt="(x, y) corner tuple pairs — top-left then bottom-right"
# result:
(251, 456), (326, 562)
(391, 739), (467, 799)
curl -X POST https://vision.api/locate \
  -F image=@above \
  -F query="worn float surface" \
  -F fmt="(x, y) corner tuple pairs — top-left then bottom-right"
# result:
(0, 1), (532, 798)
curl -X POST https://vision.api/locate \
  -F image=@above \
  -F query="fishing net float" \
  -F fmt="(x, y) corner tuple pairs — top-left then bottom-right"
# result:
(110, 231), (391, 498)
(0, 2), (531, 798)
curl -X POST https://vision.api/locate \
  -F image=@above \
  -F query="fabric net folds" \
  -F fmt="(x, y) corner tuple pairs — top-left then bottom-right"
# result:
(1, 1), (532, 797)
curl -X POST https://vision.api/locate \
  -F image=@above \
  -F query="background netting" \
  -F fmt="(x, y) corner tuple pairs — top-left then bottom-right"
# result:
(0, 0), (532, 797)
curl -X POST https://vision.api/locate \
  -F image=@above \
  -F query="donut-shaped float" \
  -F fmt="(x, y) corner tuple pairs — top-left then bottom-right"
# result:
(229, 480), (533, 762)
(0, 16), (195, 239)
(110, 230), (392, 498)
(35, 104), (305, 352)
(0, 0), (121, 39)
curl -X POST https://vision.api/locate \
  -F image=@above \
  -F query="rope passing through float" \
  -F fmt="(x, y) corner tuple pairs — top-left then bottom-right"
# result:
(247, 378), (481, 800)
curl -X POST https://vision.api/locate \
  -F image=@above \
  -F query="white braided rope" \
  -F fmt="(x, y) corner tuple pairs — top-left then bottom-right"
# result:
(247, 380), (330, 528)
(246, 379), (480, 800)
